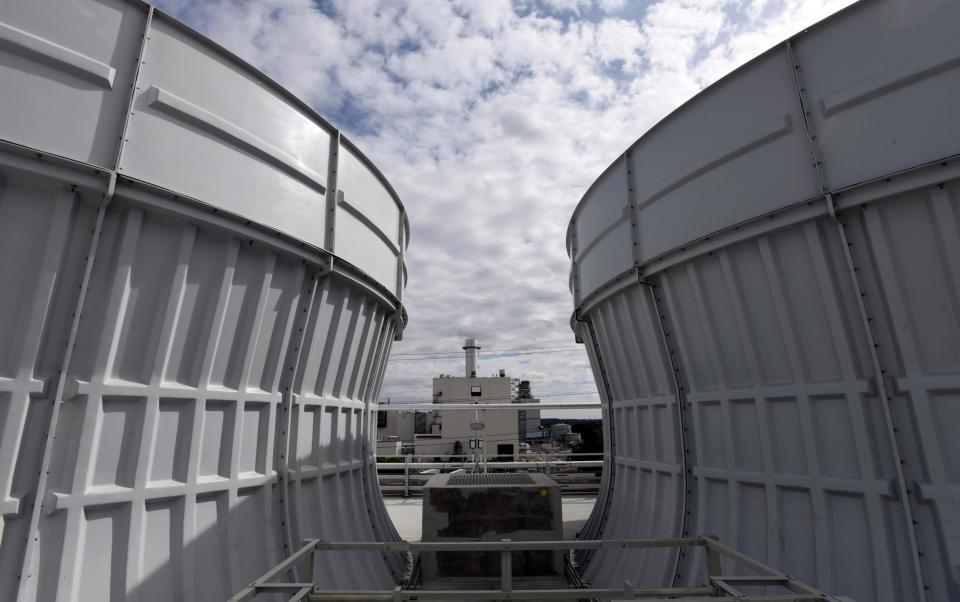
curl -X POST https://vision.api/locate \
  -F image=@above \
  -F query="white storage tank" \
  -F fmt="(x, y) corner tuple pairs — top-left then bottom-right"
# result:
(567, 1), (960, 601)
(0, 0), (408, 599)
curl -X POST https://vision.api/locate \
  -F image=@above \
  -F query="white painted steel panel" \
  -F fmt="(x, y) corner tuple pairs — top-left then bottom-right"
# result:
(335, 205), (401, 297)
(578, 200), (959, 600)
(0, 1), (409, 599)
(794, 0), (960, 189)
(569, 158), (632, 300)
(576, 219), (632, 300)
(0, 169), (100, 601)
(0, 0), (405, 297)
(573, 157), (628, 255)
(568, 49), (821, 301)
(0, 172), (405, 600)
(653, 219), (916, 601)
(842, 183), (960, 599)
(0, 0), (143, 167)
(120, 16), (332, 250)
(338, 144), (401, 247)
(286, 277), (404, 589)
(570, 1), (960, 601)
(629, 49), (818, 264)
(579, 285), (685, 589)
(572, 321), (611, 543)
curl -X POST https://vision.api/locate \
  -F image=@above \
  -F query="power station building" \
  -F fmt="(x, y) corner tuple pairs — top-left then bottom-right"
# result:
(430, 377), (518, 460)
(376, 339), (542, 459)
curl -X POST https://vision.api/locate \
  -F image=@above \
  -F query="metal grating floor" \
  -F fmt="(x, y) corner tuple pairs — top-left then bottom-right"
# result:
(448, 473), (535, 486)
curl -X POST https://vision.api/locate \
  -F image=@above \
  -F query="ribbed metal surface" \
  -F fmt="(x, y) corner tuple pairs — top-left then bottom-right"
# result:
(447, 473), (535, 486)
(0, 0), (407, 599)
(569, 1), (960, 601)
(575, 284), (685, 588)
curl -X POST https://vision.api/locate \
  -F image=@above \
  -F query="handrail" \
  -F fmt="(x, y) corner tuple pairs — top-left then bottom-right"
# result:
(375, 402), (601, 411)
(374, 457), (604, 496)
(230, 536), (852, 602)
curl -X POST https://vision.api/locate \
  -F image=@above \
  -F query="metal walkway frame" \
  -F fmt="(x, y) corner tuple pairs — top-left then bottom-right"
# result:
(230, 536), (852, 601)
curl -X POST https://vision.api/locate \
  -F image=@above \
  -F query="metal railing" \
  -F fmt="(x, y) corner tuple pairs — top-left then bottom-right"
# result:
(375, 453), (604, 496)
(230, 536), (853, 601)
(375, 402), (603, 411)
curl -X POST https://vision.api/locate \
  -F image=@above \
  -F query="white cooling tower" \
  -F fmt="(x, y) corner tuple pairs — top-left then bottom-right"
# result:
(567, 1), (960, 601)
(0, 1), (408, 599)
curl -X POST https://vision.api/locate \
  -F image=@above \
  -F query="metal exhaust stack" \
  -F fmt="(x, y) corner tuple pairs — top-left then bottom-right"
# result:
(463, 338), (480, 378)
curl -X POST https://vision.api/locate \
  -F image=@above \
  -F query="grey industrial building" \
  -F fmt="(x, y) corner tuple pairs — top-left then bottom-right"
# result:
(376, 339), (542, 459)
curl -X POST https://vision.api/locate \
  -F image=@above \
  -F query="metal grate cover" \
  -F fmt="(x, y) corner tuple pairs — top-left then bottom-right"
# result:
(448, 473), (535, 486)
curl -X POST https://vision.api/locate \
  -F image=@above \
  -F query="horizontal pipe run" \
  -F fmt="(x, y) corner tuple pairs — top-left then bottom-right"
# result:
(376, 453), (604, 459)
(375, 402), (601, 411)
(375, 461), (603, 469)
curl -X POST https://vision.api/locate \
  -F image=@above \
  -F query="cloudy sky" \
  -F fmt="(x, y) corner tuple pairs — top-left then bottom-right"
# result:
(156, 0), (855, 417)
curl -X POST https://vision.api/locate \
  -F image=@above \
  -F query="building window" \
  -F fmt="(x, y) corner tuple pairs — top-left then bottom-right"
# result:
(471, 386), (481, 397)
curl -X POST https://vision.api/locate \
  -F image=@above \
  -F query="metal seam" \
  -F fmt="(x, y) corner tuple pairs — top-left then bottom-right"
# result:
(640, 276), (692, 587)
(16, 173), (115, 600)
(15, 7), (155, 596)
(577, 314), (617, 571)
(276, 268), (319, 576)
(625, 151), (641, 267)
(785, 38), (927, 602)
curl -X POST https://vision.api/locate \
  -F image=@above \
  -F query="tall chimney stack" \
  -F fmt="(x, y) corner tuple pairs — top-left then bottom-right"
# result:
(463, 338), (480, 378)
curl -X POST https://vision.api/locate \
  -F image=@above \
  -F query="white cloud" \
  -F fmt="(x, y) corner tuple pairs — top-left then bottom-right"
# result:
(456, 0), (515, 33)
(537, 0), (594, 16)
(154, 0), (856, 417)
(598, 0), (627, 13)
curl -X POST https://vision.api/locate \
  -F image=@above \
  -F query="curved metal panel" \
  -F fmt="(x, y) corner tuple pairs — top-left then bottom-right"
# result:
(571, 1), (960, 601)
(0, 171), (405, 600)
(628, 48), (818, 265)
(335, 141), (405, 296)
(0, 0), (144, 167)
(285, 280), (404, 589)
(654, 218), (918, 601)
(119, 16), (333, 252)
(335, 207), (401, 297)
(569, 0), (960, 304)
(0, 1), (409, 599)
(0, 169), (100, 602)
(578, 285), (685, 589)
(338, 143), (401, 247)
(579, 176), (960, 602)
(0, 0), (406, 298)
(794, 0), (960, 189)
(571, 320), (611, 543)
(568, 157), (634, 304)
(576, 219), (633, 302)
(571, 157), (629, 256)
(841, 183), (960, 599)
